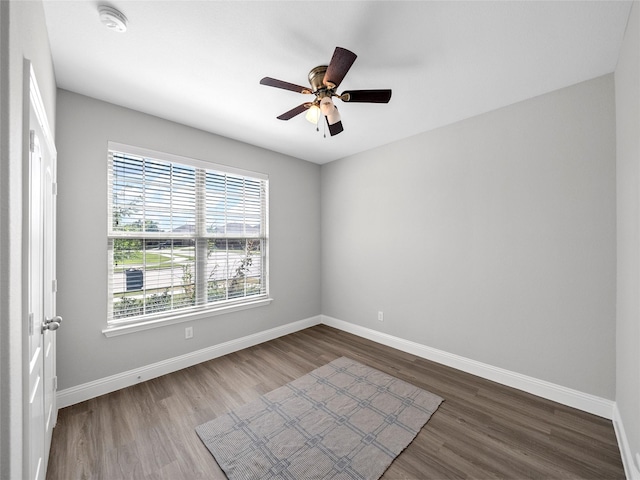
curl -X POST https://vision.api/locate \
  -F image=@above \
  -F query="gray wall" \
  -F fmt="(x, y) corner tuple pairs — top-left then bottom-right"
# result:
(615, 0), (640, 471)
(321, 74), (616, 399)
(55, 90), (321, 390)
(0, 1), (57, 478)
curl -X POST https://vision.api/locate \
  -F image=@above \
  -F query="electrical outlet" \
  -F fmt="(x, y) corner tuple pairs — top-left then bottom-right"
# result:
(378, 311), (384, 322)
(185, 326), (193, 339)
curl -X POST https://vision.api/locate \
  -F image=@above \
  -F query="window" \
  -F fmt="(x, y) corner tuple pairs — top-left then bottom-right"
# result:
(106, 143), (269, 332)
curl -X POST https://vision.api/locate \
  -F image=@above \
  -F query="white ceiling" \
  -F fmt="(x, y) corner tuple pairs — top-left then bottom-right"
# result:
(42, 1), (633, 164)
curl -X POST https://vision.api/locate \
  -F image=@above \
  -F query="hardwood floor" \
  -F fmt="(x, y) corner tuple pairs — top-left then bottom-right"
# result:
(46, 325), (625, 479)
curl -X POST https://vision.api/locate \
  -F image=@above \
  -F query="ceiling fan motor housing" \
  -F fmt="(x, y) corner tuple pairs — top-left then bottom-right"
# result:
(308, 66), (329, 93)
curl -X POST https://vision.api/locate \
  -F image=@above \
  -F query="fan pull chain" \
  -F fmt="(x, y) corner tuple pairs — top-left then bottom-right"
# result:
(323, 116), (327, 138)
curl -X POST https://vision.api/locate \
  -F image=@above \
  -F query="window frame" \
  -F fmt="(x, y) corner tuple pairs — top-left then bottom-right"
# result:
(103, 142), (271, 337)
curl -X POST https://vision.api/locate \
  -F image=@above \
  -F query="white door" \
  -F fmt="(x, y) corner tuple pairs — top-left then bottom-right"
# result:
(27, 63), (59, 480)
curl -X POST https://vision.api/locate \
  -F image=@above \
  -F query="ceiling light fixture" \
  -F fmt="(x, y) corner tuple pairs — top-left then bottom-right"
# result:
(305, 104), (321, 124)
(319, 96), (335, 117)
(98, 5), (128, 33)
(320, 96), (341, 126)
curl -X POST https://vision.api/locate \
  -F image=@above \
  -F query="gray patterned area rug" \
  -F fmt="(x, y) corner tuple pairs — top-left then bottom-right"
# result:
(196, 356), (443, 479)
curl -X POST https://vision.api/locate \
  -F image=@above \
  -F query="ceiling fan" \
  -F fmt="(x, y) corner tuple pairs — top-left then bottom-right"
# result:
(260, 47), (392, 136)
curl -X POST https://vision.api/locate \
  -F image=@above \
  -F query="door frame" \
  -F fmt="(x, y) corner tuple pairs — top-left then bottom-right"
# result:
(23, 59), (58, 480)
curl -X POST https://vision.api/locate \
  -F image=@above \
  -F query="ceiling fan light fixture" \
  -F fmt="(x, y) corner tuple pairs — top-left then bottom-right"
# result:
(319, 96), (335, 117)
(319, 97), (341, 126)
(305, 104), (321, 124)
(98, 5), (128, 33)
(326, 108), (341, 126)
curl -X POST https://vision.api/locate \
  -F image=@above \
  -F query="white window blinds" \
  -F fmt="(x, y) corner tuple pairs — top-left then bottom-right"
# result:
(107, 143), (268, 325)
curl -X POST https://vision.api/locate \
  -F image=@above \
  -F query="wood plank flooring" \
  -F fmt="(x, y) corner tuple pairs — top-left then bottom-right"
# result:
(46, 325), (625, 479)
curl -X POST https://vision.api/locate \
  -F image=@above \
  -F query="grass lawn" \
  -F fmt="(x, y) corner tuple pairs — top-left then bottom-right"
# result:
(114, 250), (194, 272)
(119, 251), (171, 265)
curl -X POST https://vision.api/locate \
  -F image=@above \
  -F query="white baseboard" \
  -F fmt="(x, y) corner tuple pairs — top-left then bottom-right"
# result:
(56, 315), (321, 408)
(58, 313), (633, 473)
(59, 313), (616, 419)
(613, 404), (640, 480)
(321, 315), (615, 420)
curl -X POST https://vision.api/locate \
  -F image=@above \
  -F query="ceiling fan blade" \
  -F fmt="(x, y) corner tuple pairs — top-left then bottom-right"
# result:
(326, 118), (344, 136)
(260, 77), (311, 94)
(341, 89), (392, 103)
(323, 47), (357, 88)
(276, 103), (312, 121)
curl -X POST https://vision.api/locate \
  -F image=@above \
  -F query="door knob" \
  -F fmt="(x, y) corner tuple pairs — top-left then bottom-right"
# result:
(42, 316), (63, 333)
(42, 321), (60, 332)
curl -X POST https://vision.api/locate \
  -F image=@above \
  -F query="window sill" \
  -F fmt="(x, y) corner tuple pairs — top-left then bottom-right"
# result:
(102, 297), (273, 337)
